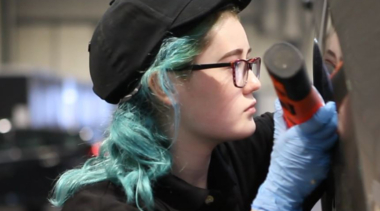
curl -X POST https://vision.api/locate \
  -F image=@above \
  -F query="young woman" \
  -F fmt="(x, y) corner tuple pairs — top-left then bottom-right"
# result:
(50, 0), (338, 211)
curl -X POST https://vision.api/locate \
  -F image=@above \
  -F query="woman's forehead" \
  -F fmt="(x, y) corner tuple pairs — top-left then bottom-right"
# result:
(197, 16), (250, 62)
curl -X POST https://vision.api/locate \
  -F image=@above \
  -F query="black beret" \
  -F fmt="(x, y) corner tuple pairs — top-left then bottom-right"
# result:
(89, 0), (251, 104)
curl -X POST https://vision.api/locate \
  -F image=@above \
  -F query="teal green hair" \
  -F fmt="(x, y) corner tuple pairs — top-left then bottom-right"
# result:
(49, 8), (238, 211)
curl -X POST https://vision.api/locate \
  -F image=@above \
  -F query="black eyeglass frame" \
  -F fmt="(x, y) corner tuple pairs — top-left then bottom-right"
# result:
(186, 57), (261, 88)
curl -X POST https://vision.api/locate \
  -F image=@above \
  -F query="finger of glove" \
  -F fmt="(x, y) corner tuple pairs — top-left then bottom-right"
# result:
(272, 140), (332, 170)
(274, 121), (337, 166)
(284, 111), (336, 140)
(274, 99), (287, 140)
(298, 101), (337, 135)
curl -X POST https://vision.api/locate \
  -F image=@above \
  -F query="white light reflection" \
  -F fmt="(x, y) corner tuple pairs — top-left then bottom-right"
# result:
(79, 127), (94, 141)
(0, 119), (12, 133)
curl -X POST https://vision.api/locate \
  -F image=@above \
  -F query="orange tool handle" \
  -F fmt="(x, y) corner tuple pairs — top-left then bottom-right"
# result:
(264, 42), (324, 128)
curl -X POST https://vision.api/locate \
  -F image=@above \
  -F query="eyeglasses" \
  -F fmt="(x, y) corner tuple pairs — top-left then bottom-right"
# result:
(186, 57), (261, 88)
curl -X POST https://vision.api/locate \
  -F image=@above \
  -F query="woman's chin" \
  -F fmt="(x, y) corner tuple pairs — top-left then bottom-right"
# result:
(229, 121), (257, 141)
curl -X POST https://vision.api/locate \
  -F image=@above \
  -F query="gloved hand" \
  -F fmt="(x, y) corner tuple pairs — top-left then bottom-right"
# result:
(251, 100), (338, 211)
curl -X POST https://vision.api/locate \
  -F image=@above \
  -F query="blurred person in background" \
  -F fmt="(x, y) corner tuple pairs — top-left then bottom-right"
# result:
(49, 0), (338, 211)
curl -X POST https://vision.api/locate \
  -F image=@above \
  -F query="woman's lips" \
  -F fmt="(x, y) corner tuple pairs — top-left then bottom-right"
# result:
(245, 106), (256, 114)
(244, 102), (257, 113)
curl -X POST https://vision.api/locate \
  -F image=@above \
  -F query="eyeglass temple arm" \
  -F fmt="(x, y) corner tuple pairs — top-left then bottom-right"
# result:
(189, 62), (231, 71)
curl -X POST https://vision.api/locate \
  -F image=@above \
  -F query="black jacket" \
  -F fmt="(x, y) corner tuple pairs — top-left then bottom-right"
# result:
(62, 112), (324, 211)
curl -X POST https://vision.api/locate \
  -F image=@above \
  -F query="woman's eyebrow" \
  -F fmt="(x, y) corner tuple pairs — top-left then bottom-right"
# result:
(326, 49), (337, 60)
(218, 47), (251, 62)
(326, 49), (338, 64)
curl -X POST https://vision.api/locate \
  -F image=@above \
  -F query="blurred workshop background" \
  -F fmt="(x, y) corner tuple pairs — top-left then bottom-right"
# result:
(0, 0), (320, 210)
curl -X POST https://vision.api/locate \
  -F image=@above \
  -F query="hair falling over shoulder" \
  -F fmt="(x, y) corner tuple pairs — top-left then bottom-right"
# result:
(49, 8), (239, 211)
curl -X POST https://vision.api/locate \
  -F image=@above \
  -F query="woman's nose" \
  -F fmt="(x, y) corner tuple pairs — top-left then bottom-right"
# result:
(243, 69), (261, 95)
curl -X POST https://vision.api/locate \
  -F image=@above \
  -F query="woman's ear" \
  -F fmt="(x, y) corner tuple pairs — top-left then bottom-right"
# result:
(148, 72), (172, 105)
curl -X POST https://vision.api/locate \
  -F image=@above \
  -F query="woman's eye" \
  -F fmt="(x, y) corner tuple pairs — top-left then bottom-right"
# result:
(324, 60), (336, 74)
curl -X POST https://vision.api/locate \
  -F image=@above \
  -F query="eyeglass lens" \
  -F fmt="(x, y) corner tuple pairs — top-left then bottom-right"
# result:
(234, 60), (259, 87)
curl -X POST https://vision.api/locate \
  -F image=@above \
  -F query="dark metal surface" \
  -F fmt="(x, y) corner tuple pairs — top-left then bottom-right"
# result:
(321, 0), (380, 210)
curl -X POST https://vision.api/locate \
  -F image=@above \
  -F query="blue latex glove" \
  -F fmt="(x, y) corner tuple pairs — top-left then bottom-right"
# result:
(251, 100), (338, 211)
